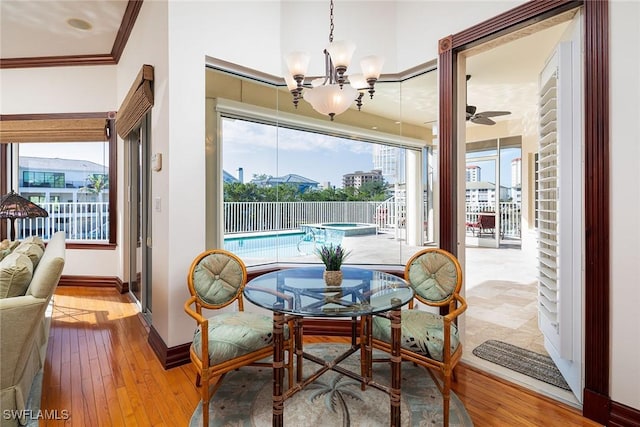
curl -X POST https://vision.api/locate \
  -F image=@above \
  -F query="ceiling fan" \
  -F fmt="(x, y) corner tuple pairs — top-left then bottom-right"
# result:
(466, 75), (511, 125)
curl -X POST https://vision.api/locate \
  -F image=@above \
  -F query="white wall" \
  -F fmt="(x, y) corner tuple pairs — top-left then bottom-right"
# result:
(609, 0), (640, 410)
(0, 65), (122, 278)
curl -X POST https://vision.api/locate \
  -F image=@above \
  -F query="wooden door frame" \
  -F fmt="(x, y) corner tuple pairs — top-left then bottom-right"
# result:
(438, 1), (609, 423)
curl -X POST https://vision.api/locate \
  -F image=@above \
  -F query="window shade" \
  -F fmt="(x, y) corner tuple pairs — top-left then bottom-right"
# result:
(117, 64), (154, 138)
(0, 117), (108, 142)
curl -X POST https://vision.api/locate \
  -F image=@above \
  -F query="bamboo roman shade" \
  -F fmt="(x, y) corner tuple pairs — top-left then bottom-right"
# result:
(0, 117), (108, 143)
(117, 64), (154, 138)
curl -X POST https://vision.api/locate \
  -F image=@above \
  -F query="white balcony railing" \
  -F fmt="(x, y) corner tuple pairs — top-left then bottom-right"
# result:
(13, 200), (522, 242)
(15, 202), (109, 241)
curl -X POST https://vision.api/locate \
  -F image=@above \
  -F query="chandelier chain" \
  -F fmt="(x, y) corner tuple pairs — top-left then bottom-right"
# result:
(329, 0), (334, 43)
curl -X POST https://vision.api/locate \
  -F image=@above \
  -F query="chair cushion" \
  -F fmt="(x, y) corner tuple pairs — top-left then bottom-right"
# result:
(191, 311), (289, 365)
(406, 251), (459, 303)
(192, 252), (245, 306)
(372, 309), (459, 362)
(0, 252), (34, 298)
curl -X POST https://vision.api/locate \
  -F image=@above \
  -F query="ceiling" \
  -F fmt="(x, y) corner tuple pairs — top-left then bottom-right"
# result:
(1, 1), (572, 131)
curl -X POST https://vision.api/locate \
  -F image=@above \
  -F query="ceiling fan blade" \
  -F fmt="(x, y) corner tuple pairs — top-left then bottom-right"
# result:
(471, 116), (496, 125)
(477, 110), (511, 118)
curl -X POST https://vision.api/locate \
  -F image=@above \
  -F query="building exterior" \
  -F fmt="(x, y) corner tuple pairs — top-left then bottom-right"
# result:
(466, 165), (480, 182)
(342, 169), (383, 189)
(19, 156), (109, 204)
(251, 173), (319, 193)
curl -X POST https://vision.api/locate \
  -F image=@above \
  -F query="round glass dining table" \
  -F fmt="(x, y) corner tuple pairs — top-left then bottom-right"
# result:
(243, 266), (414, 427)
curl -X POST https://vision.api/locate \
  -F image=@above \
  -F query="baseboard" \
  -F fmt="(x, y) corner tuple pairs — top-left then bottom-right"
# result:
(583, 388), (610, 424)
(148, 325), (191, 369)
(58, 274), (127, 293)
(610, 400), (640, 427)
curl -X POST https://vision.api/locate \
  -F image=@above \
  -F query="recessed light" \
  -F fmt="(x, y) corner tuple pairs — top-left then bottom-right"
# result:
(67, 18), (92, 31)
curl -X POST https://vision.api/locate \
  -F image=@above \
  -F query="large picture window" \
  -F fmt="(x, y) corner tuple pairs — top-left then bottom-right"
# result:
(1, 113), (116, 245)
(17, 142), (111, 241)
(207, 65), (438, 268)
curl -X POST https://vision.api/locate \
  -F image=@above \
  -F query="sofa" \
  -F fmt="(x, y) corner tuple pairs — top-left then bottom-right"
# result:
(0, 231), (66, 426)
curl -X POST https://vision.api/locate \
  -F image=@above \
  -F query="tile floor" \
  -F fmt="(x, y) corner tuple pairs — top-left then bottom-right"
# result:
(463, 244), (580, 407)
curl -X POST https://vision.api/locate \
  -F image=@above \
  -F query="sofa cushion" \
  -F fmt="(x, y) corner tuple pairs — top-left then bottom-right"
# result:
(0, 239), (20, 251)
(0, 249), (11, 262)
(21, 236), (46, 250)
(0, 252), (34, 298)
(13, 242), (45, 269)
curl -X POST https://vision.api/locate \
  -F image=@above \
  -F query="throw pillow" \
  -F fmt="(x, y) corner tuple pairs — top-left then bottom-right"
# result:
(0, 239), (20, 251)
(22, 235), (46, 250)
(13, 242), (45, 269)
(0, 252), (34, 298)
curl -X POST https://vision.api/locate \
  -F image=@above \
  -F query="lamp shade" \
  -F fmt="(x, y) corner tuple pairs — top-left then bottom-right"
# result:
(0, 190), (49, 240)
(303, 83), (358, 119)
(326, 40), (356, 69)
(285, 51), (311, 77)
(360, 55), (385, 80)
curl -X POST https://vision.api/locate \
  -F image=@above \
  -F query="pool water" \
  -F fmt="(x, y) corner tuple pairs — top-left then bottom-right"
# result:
(224, 231), (342, 258)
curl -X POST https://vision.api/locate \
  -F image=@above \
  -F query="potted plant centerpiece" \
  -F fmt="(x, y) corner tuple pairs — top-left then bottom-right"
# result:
(315, 244), (351, 286)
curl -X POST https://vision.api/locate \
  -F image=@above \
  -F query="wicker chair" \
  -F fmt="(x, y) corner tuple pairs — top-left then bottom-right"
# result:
(184, 249), (293, 426)
(370, 248), (467, 426)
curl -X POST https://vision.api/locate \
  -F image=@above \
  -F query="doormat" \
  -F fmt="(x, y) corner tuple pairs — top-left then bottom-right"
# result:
(472, 340), (571, 391)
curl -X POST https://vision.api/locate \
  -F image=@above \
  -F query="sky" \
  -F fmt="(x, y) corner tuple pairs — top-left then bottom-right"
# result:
(18, 142), (109, 167)
(222, 118), (379, 188)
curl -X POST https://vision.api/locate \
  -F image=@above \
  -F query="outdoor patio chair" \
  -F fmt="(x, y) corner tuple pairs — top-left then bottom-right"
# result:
(370, 248), (467, 427)
(466, 212), (496, 237)
(184, 249), (293, 426)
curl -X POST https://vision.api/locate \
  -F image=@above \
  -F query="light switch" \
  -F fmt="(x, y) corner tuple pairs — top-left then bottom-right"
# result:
(152, 153), (162, 171)
(154, 197), (161, 212)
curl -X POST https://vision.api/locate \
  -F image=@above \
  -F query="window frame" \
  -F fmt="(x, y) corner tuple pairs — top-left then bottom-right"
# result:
(0, 112), (117, 248)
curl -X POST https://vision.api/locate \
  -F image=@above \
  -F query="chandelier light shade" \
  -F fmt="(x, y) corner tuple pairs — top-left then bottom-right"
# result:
(0, 190), (49, 241)
(284, 0), (384, 120)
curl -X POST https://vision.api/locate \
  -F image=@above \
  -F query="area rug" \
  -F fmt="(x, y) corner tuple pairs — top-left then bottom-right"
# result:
(190, 343), (473, 426)
(472, 340), (570, 390)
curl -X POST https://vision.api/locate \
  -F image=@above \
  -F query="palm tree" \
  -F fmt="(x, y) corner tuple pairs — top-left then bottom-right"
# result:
(79, 174), (108, 238)
(307, 374), (363, 427)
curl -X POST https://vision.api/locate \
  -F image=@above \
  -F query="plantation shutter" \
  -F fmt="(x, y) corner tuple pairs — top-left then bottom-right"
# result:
(536, 41), (581, 360)
(117, 64), (154, 139)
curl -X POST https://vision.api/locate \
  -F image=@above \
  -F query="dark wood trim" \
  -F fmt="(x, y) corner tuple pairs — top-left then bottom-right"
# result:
(302, 319), (358, 336)
(438, 0), (610, 423)
(582, 3), (610, 424)
(66, 243), (117, 250)
(0, 54), (116, 69)
(0, 0), (143, 69)
(583, 388), (610, 425)
(610, 400), (640, 427)
(0, 144), (6, 239)
(107, 115), (118, 244)
(111, 0), (144, 63)
(437, 36), (457, 256)
(58, 275), (126, 294)
(148, 325), (191, 369)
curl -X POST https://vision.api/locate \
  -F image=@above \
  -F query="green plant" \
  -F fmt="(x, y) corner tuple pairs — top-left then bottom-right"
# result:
(315, 244), (351, 271)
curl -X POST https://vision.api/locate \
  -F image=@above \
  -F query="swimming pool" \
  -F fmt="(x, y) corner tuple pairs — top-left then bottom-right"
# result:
(300, 222), (377, 239)
(224, 230), (342, 258)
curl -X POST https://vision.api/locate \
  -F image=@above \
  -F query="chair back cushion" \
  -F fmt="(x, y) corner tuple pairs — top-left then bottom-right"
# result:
(405, 249), (461, 304)
(191, 251), (246, 307)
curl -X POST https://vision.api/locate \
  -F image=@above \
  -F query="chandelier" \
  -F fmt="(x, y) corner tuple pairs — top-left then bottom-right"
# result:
(283, 0), (385, 121)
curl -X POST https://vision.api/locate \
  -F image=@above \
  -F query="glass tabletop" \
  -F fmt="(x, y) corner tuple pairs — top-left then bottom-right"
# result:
(243, 266), (414, 317)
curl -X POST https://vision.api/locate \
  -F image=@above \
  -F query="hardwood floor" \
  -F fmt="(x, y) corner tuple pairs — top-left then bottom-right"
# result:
(40, 287), (601, 426)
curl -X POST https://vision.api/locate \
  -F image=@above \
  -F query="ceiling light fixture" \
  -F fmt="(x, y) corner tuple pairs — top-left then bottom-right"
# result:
(284, 0), (384, 121)
(67, 18), (92, 31)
